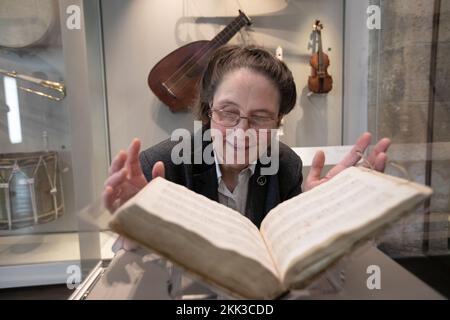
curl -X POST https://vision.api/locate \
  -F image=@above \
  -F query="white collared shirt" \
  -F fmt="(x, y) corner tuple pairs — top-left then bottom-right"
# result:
(213, 149), (256, 215)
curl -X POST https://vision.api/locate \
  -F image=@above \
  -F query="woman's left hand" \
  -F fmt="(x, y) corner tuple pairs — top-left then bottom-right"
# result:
(304, 132), (391, 192)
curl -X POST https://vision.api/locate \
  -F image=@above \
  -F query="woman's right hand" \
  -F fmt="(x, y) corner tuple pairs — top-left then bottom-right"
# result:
(103, 138), (165, 213)
(103, 138), (165, 251)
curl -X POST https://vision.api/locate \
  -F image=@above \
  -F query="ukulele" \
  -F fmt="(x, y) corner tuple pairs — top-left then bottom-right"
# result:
(308, 20), (333, 94)
(148, 10), (252, 112)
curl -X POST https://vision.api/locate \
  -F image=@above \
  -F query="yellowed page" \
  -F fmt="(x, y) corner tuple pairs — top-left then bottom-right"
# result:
(109, 177), (282, 299)
(260, 166), (432, 287)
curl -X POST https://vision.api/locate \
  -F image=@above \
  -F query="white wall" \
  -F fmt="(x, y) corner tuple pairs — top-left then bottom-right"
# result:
(101, 0), (345, 155)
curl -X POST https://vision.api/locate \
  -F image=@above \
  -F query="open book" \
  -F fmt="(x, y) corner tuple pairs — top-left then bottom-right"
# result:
(109, 166), (432, 299)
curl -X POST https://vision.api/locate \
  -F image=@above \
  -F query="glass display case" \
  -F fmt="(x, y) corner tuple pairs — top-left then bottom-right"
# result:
(0, 0), (112, 295)
(366, 0), (450, 298)
(0, 0), (448, 300)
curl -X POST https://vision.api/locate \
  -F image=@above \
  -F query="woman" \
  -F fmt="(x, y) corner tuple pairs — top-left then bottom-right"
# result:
(103, 45), (391, 241)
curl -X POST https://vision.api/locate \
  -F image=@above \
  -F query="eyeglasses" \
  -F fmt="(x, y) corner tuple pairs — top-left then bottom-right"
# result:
(208, 108), (277, 129)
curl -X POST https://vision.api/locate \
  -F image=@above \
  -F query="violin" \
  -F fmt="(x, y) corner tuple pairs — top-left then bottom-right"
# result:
(308, 20), (333, 94)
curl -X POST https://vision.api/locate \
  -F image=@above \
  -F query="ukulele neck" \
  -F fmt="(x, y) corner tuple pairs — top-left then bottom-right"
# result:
(210, 11), (251, 48)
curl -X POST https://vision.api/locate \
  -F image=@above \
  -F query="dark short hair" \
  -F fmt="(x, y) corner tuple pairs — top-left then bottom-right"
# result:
(196, 45), (297, 124)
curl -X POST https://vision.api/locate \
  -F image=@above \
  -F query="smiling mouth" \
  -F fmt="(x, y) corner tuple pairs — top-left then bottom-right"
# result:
(226, 141), (253, 151)
(235, 145), (250, 150)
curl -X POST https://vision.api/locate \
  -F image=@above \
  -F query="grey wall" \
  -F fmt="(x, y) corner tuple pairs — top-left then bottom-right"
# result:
(368, 0), (450, 257)
(101, 0), (345, 156)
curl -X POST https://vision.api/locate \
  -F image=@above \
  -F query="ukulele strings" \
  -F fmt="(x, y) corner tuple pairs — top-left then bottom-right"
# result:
(164, 18), (243, 91)
(162, 38), (215, 89)
(164, 14), (243, 87)
(163, 16), (244, 92)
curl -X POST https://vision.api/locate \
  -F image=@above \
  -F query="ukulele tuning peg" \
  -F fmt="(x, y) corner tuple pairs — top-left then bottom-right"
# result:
(276, 46), (283, 61)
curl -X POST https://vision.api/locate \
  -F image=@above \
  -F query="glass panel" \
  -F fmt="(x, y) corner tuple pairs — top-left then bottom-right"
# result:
(3, 0), (448, 300)
(368, 0), (450, 297)
(0, 0), (109, 295)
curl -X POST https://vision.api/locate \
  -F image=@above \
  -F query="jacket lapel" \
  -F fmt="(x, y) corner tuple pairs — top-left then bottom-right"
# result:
(245, 162), (280, 228)
(192, 165), (218, 202)
(190, 123), (219, 202)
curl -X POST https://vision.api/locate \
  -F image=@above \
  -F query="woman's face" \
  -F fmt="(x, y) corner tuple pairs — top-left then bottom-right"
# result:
(210, 68), (280, 171)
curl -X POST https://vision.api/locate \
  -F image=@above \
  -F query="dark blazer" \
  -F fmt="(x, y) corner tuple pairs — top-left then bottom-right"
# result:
(139, 126), (303, 227)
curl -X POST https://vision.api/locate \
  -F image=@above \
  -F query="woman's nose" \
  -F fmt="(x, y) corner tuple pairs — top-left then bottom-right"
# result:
(235, 116), (250, 130)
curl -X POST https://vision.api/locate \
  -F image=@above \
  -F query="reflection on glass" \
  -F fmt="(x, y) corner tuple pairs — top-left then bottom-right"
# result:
(368, 0), (449, 298)
(3, 76), (22, 144)
(0, 0), (108, 293)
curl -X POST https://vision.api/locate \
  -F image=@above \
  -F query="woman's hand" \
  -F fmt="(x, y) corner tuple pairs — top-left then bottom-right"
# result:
(103, 138), (165, 213)
(103, 138), (165, 251)
(304, 132), (391, 192)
